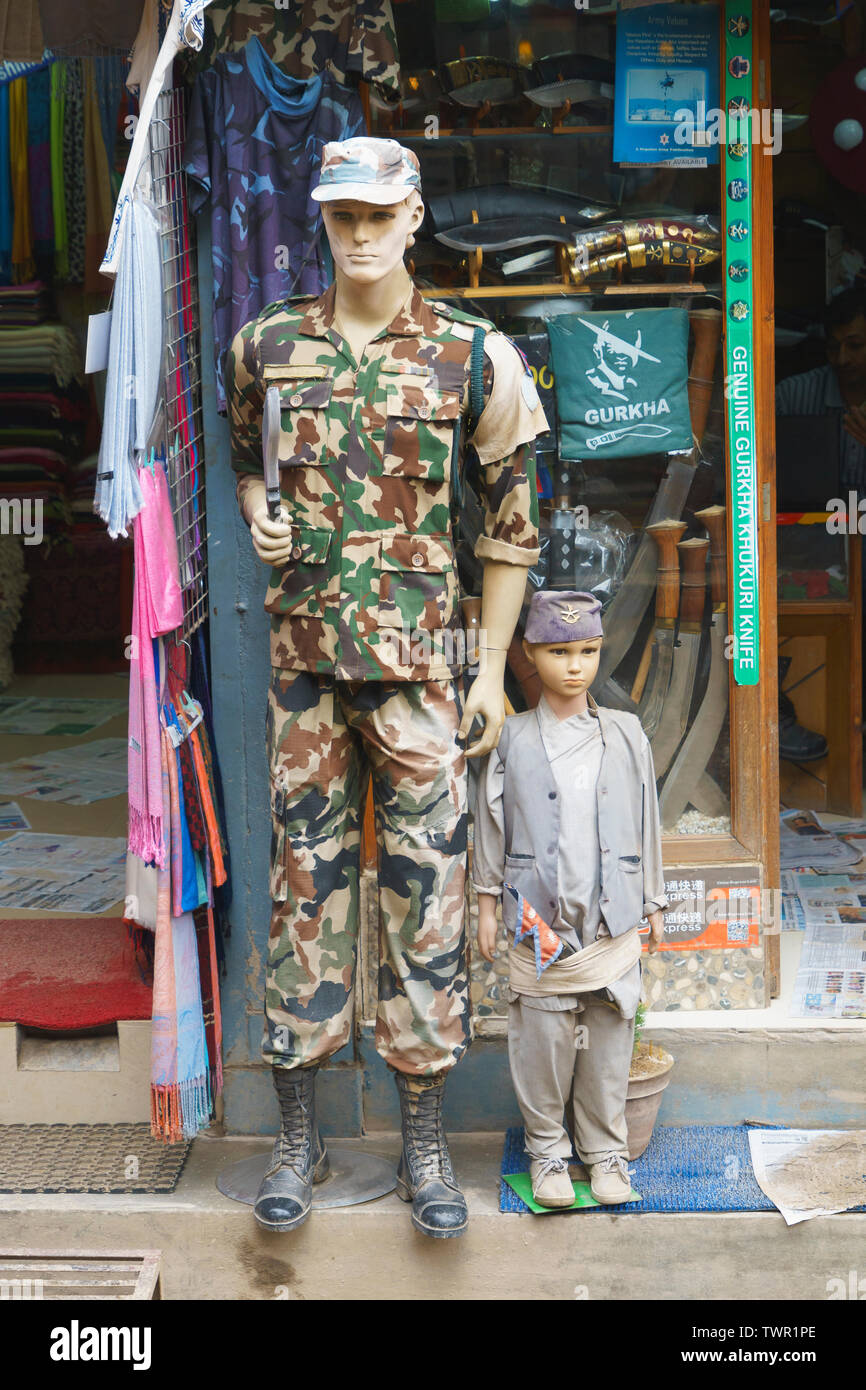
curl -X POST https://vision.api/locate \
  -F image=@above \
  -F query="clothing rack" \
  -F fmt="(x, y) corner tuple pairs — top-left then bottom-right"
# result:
(146, 85), (208, 640)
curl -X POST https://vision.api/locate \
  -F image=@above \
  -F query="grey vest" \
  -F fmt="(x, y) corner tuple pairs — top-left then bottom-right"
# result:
(497, 696), (649, 940)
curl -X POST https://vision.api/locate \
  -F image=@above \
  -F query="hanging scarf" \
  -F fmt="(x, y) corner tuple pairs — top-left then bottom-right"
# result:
(26, 67), (52, 271)
(150, 727), (211, 1142)
(9, 78), (35, 284)
(49, 63), (68, 279)
(127, 464), (184, 864)
(94, 192), (162, 536)
(61, 59), (85, 284)
(0, 83), (12, 284)
(83, 58), (114, 292)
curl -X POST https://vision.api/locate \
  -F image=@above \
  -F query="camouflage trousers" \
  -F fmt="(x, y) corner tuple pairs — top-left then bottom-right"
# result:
(264, 669), (470, 1076)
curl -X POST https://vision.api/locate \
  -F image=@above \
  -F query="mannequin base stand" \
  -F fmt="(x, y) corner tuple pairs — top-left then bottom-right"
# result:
(216, 1145), (397, 1210)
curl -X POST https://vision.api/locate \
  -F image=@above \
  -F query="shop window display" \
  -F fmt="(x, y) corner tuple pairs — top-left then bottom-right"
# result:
(367, 1), (761, 1020)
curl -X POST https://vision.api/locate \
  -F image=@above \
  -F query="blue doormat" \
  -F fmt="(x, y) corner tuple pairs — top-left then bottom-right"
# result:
(499, 1124), (854, 1215)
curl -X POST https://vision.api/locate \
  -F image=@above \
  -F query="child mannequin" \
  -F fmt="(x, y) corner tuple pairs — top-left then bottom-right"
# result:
(473, 590), (668, 1208)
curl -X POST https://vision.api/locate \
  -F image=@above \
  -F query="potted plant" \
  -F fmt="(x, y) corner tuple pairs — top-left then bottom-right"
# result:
(625, 1002), (674, 1159)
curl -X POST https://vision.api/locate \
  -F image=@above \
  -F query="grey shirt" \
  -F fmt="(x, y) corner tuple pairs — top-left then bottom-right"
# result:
(473, 694), (667, 1014)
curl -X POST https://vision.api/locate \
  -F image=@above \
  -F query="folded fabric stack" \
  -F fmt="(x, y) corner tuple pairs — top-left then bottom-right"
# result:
(0, 279), (55, 325)
(0, 284), (87, 536)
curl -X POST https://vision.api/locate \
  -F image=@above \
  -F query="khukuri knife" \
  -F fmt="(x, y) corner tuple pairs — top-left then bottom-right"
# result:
(263, 385), (282, 522)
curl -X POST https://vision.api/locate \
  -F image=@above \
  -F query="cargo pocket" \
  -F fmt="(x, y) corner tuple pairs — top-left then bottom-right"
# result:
(268, 774), (289, 903)
(264, 524), (334, 618)
(262, 366), (334, 469)
(379, 532), (457, 631)
(382, 380), (461, 481)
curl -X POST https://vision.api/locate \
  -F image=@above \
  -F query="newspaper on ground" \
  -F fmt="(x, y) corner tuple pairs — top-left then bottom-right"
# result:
(780, 810), (863, 869)
(0, 832), (127, 914)
(0, 697), (127, 737)
(0, 802), (30, 832)
(0, 739), (127, 803)
(789, 913), (866, 1020)
(748, 1129), (866, 1224)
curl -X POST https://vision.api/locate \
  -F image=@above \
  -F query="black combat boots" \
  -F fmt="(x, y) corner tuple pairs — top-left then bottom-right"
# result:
(778, 655), (828, 763)
(253, 1063), (330, 1233)
(393, 1071), (468, 1238)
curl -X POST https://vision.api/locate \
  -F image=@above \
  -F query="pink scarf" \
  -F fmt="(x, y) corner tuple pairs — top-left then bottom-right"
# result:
(127, 465), (183, 866)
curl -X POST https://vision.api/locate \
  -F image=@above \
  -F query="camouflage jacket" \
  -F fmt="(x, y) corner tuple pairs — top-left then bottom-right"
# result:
(227, 281), (547, 681)
(191, 0), (401, 100)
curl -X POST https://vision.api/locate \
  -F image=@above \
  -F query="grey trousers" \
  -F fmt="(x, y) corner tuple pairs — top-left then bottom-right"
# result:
(507, 992), (636, 1164)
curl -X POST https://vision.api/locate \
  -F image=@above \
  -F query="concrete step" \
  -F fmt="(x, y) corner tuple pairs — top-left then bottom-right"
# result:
(0, 1021), (151, 1125)
(2, 1134), (864, 1301)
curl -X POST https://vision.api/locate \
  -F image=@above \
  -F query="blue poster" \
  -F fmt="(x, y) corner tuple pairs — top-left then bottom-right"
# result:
(614, 3), (720, 165)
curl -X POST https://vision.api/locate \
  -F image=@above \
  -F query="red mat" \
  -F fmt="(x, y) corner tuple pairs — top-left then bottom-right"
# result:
(0, 918), (152, 1029)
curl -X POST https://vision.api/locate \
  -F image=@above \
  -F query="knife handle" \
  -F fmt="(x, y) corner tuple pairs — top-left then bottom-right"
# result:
(694, 504), (726, 607)
(647, 519), (687, 625)
(677, 537), (709, 627)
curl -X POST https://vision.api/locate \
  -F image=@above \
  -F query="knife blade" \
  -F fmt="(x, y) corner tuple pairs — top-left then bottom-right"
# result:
(636, 519), (687, 740)
(263, 385), (282, 522)
(649, 535), (709, 778)
(659, 505), (730, 828)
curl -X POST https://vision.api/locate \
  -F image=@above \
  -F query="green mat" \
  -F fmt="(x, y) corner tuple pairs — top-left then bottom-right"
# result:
(503, 1170), (642, 1214)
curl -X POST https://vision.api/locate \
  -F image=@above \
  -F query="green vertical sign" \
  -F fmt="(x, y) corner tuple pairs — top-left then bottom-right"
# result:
(724, 0), (759, 685)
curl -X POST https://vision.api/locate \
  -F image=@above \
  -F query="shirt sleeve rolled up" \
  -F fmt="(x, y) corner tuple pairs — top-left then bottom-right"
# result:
(469, 333), (546, 568)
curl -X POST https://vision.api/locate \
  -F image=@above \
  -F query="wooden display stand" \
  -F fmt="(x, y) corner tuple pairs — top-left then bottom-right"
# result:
(778, 532), (862, 817)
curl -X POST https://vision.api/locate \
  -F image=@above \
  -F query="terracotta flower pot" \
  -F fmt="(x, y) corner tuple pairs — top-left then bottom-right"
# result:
(625, 1044), (674, 1160)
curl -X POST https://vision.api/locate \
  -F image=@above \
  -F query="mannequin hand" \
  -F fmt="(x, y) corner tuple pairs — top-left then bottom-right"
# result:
(476, 895), (500, 962)
(646, 909), (666, 955)
(458, 668), (505, 758)
(250, 502), (294, 567)
(843, 405), (866, 448)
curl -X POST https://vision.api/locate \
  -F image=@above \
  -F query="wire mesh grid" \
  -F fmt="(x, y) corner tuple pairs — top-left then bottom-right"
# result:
(146, 86), (208, 641)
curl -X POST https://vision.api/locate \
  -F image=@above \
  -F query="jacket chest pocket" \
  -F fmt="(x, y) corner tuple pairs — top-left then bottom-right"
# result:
(264, 524), (336, 619)
(262, 367), (334, 471)
(378, 533), (457, 631)
(382, 379), (461, 482)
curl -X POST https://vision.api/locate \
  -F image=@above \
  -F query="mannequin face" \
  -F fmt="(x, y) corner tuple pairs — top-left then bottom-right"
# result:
(522, 636), (603, 701)
(321, 193), (425, 287)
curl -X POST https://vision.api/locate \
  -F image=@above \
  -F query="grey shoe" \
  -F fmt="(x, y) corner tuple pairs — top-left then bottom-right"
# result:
(588, 1152), (632, 1204)
(530, 1156), (575, 1208)
(393, 1071), (468, 1239)
(254, 1064), (330, 1233)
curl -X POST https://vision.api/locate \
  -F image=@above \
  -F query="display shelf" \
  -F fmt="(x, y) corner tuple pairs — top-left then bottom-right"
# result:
(420, 281), (711, 299)
(381, 125), (614, 139)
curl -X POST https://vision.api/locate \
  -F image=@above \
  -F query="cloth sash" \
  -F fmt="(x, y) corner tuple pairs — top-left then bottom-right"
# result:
(509, 924), (642, 997)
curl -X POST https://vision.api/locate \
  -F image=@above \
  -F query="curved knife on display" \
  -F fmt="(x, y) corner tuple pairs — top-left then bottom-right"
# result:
(650, 534), (709, 778)
(659, 505), (730, 828)
(263, 385), (283, 522)
(594, 447), (699, 713)
(636, 520), (687, 741)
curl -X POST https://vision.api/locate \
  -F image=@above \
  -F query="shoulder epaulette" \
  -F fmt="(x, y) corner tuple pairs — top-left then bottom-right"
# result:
(258, 294), (317, 320)
(427, 299), (495, 333)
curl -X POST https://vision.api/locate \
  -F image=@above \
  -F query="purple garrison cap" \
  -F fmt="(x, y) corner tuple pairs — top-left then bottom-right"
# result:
(524, 590), (603, 644)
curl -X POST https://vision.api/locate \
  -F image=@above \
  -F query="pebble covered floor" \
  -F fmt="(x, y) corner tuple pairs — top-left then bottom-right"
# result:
(466, 870), (766, 1018)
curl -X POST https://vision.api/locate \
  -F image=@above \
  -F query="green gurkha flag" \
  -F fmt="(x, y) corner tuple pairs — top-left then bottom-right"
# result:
(547, 308), (693, 460)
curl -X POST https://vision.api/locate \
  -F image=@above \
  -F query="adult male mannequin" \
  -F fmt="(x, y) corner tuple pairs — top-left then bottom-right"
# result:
(227, 137), (547, 1238)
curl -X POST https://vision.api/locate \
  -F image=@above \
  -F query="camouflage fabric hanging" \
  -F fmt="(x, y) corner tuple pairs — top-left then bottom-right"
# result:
(192, 0), (401, 99)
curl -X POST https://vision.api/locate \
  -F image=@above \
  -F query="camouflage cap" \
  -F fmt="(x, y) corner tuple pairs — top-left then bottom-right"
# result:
(524, 590), (603, 644)
(312, 137), (422, 205)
